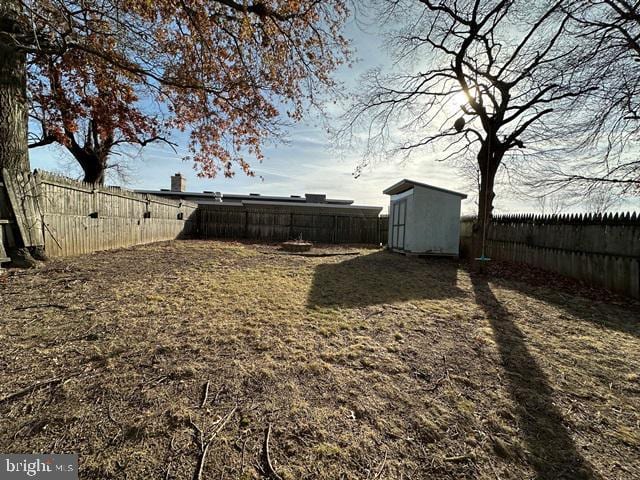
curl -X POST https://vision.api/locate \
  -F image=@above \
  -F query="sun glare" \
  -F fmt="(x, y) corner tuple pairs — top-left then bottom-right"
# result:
(445, 90), (471, 117)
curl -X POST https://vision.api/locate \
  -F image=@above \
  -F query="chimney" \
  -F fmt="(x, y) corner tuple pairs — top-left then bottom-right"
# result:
(305, 193), (326, 203)
(171, 173), (186, 192)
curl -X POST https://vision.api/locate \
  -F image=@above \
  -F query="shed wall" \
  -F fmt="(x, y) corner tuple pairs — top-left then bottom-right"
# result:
(395, 186), (461, 255)
(413, 187), (461, 254)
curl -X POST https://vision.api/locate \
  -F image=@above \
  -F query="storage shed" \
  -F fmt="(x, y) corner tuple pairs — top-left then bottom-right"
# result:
(383, 179), (467, 256)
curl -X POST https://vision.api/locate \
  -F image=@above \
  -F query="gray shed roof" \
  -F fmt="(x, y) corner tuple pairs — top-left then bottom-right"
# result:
(383, 179), (468, 199)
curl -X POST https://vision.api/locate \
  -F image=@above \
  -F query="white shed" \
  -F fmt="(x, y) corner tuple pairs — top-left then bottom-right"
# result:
(383, 179), (467, 256)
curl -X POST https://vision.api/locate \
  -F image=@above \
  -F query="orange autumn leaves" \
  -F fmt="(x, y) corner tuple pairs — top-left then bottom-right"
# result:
(26, 0), (350, 178)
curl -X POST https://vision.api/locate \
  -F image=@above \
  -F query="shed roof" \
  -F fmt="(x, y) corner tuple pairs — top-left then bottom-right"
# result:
(383, 179), (468, 199)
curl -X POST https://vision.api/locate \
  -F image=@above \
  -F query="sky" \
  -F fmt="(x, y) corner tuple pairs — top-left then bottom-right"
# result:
(28, 15), (639, 216)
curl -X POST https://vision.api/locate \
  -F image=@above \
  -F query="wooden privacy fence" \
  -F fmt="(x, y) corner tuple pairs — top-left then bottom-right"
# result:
(2, 170), (386, 261)
(35, 171), (197, 257)
(460, 213), (640, 299)
(197, 204), (388, 244)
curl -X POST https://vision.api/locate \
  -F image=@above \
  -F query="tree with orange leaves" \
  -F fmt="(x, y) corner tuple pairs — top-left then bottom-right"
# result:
(1, 0), (350, 183)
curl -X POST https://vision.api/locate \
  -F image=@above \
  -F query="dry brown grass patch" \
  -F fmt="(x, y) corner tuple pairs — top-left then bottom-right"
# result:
(0, 240), (638, 479)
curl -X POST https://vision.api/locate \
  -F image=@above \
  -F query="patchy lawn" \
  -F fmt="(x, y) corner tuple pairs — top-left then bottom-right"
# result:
(1, 240), (639, 479)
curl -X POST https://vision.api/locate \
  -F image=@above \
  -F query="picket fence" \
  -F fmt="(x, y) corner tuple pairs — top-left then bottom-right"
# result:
(460, 213), (640, 298)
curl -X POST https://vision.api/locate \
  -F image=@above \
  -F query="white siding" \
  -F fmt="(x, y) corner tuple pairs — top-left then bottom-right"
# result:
(387, 185), (462, 255)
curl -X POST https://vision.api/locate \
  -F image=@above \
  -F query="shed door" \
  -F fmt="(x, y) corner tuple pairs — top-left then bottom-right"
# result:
(391, 199), (406, 250)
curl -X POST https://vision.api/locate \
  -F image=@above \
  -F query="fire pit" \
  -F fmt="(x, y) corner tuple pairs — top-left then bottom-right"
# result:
(281, 240), (312, 252)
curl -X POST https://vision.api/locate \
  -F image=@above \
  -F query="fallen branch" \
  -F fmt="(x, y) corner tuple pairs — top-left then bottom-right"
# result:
(364, 310), (384, 320)
(190, 418), (204, 452)
(425, 360), (450, 392)
(372, 449), (388, 479)
(213, 386), (224, 404)
(192, 405), (237, 480)
(443, 454), (472, 462)
(239, 438), (248, 474)
(207, 405), (237, 443)
(193, 442), (210, 480)
(200, 381), (210, 408)
(14, 303), (68, 311)
(425, 373), (447, 392)
(262, 423), (283, 480)
(0, 377), (64, 405)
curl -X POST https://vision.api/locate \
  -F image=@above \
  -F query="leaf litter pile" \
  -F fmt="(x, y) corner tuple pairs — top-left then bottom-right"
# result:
(0, 240), (639, 479)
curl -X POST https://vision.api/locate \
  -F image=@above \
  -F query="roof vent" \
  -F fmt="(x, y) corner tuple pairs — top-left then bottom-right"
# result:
(305, 193), (326, 203)
(249, 193), (261, 196)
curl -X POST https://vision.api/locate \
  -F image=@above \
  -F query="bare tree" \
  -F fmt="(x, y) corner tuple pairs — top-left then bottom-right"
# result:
(340, 0), (597, 254)
(535, 193), (569, 215)
(583, 184), (623, 213)
(536, 0), (640, 193)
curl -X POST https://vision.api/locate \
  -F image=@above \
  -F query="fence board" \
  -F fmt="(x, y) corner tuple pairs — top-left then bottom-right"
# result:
(2, 169), (44, 247)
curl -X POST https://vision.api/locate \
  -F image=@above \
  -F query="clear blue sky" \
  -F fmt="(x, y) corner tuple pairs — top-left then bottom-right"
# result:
(28, 17), (639, 215)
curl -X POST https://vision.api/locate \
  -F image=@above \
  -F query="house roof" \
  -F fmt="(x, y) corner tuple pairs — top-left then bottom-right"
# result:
(383, 179), (468, 199)
(133, 189), (354, 205)
(241, 200), (382, 211)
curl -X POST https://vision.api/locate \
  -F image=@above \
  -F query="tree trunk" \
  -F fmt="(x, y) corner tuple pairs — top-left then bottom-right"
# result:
(0, 0), (30, 174)
(474, 171), (496, 258)
(80, 155), (107, 184)
(0, 1), (38, 267)
(63, 140), (108, 185)
(472, 142), (502, 259)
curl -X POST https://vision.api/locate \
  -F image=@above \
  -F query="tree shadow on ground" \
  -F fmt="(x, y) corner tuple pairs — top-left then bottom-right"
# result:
(471, 273), (601, 480)
(307, 250), (464, 308)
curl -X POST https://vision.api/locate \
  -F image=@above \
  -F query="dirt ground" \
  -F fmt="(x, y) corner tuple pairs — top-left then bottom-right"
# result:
(0, 240), (638, 480)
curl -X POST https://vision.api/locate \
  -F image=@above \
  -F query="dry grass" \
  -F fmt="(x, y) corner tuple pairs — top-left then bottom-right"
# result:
(0, 240), (639, 479)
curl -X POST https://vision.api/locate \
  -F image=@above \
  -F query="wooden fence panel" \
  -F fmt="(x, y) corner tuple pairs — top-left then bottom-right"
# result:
(197, 204), (385, 244)
(197, 205), (246, 239)
(460, 214), (640, 299)
(34, 171), (197, 258)
(3, 171), (384, 259)
(290, 214), (334, 242)
(2, 169), (44, 247)
(246, 210), (290, 241)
